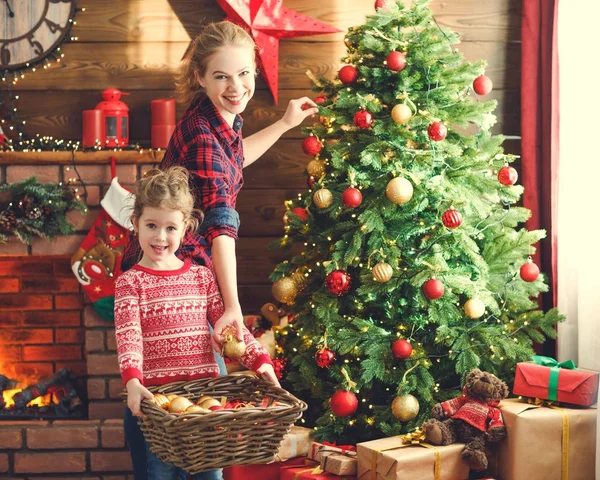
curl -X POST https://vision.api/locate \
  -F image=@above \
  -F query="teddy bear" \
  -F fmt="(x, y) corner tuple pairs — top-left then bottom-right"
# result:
(422, 368), (508, 471)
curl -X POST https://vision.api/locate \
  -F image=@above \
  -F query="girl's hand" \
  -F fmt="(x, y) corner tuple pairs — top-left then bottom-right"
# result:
(256, 363), (281, 388)
(126, 378), (153, 417)
(280, 97), (319, 129)
(211, 307), (245, 353)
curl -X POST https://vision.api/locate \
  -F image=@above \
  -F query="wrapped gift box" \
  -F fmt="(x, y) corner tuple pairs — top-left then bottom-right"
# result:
(308, 442), (358, 475)
(357, 436), (469, 480)
(224, 456), (306, 480)
(281, 459), (356, 480)
(277, 426), (313, 461)
(513, 358), (598, 406)
(497, 398), (597, 480)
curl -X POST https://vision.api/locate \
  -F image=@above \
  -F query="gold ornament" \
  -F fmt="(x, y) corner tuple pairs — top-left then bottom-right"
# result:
(169, 396), (194, 413)
(152, 394), (170, 410)
(185, 405), (210, 414)
(372, 262), (393, 283)
(307, 159), (326, 178)
(198, 397), (222, 410)
(386, 177), (413, 205)
(272, 276), (298, 304)
(392, 394), (420, 421)
(291, 271), (308, 291)
(223, 334), (247, 359)
(464, 298), (486, 319)
(391, 104), (412, 124)
(313, 188), (333, 208)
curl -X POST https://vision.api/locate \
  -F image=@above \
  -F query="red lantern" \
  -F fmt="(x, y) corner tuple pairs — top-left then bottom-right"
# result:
(95, 88), (130, 148)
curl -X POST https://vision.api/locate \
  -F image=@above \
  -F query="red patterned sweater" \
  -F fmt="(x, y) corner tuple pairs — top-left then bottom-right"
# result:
(114, 261), (272, 386)
(439, 395), (504, 432)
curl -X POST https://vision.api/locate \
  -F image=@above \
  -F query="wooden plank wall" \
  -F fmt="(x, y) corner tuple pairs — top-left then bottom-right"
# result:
(8, 0), (521, 312)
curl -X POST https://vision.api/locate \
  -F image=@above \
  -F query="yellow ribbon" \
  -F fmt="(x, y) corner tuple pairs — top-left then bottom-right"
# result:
(305, 69), (323, 88)
(370, 430), (440, 480)
(340, 367), (357, 390)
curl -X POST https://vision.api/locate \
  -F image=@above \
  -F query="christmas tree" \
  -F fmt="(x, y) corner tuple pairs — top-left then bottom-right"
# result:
(270, 0), (563, 443)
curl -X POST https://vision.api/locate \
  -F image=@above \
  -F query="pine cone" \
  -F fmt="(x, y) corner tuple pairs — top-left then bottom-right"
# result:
(0, 211), (17, 231)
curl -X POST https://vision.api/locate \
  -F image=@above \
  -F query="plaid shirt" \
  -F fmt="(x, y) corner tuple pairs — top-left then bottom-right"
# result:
(121, 95), (244, 272)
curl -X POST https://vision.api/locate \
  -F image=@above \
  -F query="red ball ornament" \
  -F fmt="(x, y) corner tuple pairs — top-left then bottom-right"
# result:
(272, 358), (286, 381)
(442, 209), (462, 229)
(314, 95), (327, 105)
(520, 262), (540, 282)
(423, 278), (445, 299)
(315, 347), (335, 368)
(302, 136), (322, 156)
(308, 176), (316, 188)
(339, 65), (359, 85)
(392, 339), (413, 360)
(375, 0), (391, 9)
(386, 51), (407, 72)
(473, 75), (493, 96)
(498, 166), (519, 186)
(325, 270), (352, 296)
(291, 207), (308, 222)
(342, 187), (363, 208)
(354, 110), (373, 129)
(330, 390), (358, 417)
(428, 122), (447, 142)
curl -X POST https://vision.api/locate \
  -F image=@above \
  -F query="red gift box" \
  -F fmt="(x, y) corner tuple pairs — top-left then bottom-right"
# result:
(224, 457), (306, 480)
(513, 358), (599, 406)
(281, 459), (356, 480)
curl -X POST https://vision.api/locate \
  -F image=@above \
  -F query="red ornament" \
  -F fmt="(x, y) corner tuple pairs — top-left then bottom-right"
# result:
(273, 358), (286, 381)
(95, 88), (130, 148)
(520, 262), (540, 282)
(354, 110), (373, 129)
(428, 122), (447, 142)
(302, 136), (323, 156)
(473, 75), (493, 96)
(314, 95), (327, 105)
(374, 0), (391, 9)
(308, 176), (316, 188)
(325, 270), (352, 296)
(392, 339), (413, 359)
(217, 0), (340, 104)
(442, 209), (462, 229)
(498, 166), (519, 186)
(339, 65), (359, 85)
(342, 187), (363, 208)
(423, 278), (445, 299)
(386, 51), (407, 72)
(291, 207), (308, 222)
(330, 390), (358, 417)
(315, 347), (335, 368)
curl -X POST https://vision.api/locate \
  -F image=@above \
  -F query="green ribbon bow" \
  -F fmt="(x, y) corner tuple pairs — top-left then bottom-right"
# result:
(532, 355), (577, 401)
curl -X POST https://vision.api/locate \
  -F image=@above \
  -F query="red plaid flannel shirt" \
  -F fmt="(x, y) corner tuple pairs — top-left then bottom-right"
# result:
(121, 95), (244, 272)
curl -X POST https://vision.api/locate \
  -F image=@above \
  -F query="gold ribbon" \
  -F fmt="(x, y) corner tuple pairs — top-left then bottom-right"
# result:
(370, 430), (440, 480)
(305, 69), (323, 88)
(340, 367), (357, 390)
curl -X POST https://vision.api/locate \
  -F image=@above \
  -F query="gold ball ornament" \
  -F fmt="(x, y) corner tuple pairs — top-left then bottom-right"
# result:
(169, 396), (194, 413)
(152, 394), (170, 410)
(464, 298), (486, 319)
(392, 394), (420, 422)
(313, 188), (333, 208)
(391, 104), (412, 124)
(185, 405), (210, 414)
(386, 177), (413, 205)
(372, 262), (393, 283)
(272, 277), (298, 304)
(307, 159), (326, 178)
(223, 335), (247, 360)
(291, 271), (308, 291)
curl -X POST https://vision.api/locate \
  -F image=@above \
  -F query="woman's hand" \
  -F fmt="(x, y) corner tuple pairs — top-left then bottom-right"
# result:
(211, 307), (245, 353)
(126, 378), (153, 417)
(280, 97), (319, 129)
(256, 363), (281, 388)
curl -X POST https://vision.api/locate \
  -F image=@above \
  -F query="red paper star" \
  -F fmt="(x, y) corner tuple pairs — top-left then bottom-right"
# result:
(217, 0), (341, 104)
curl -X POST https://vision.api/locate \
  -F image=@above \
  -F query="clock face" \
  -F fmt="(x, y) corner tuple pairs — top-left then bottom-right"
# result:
(1, 0), (76, 71)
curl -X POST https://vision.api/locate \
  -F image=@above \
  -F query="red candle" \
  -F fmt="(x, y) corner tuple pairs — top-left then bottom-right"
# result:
(151, 98), (176, 126)
(151, 125), (175, 149)
(82, 109), (104, 148)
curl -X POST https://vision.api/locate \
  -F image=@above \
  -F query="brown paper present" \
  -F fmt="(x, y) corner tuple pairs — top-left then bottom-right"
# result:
(308, 441), (356, 462)
(276, 426), (313, 461)
(357, 436), (470, 480)
(497, 398), (597, 480)
(318, 449), (358, 476)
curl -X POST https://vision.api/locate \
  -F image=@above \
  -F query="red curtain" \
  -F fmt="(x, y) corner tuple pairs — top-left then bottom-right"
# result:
(521, 0), (560, 310)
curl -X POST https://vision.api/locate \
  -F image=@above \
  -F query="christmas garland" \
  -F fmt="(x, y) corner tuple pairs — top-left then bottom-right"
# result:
(0, 177), (86, 244)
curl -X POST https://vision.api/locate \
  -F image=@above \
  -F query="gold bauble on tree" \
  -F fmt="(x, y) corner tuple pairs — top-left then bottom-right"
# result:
(313, 188), (333, 208)
(307, 159), (326, 178)
(391, 104), (412, 124)
(386, 177), (413, 205)
(272, 277), (298, 304)
(291, 271), (308, 291)
(392, 394), (420, 421)
(464, 298), (486, 319)
(372, 262), (393, 283)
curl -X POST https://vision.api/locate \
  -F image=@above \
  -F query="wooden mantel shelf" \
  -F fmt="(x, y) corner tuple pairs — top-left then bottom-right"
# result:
(0, 149), (166, 165)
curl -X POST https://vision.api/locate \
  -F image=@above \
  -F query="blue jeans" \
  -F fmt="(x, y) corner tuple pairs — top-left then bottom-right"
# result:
(123, 351), (227, 480)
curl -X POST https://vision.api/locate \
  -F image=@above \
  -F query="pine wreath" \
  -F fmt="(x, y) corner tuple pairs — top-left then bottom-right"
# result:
(0, 177), (86, 244)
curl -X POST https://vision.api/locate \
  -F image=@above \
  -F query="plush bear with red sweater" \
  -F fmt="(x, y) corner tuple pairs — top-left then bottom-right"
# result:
(423, 369), (508, 471)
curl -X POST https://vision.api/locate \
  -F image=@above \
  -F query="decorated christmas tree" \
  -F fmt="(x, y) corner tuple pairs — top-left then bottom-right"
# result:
(270, 0), (563, 443)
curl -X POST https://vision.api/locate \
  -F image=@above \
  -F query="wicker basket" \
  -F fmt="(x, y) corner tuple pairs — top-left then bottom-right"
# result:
(134, 374), (307, 474)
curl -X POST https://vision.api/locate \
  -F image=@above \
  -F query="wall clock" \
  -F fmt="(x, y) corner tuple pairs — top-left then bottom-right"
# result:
(1, 0), (76, 71)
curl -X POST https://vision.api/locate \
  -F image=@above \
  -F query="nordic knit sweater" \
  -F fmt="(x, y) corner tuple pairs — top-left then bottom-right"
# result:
(114, 261), (272, 387)
(439, 395), (504, 432)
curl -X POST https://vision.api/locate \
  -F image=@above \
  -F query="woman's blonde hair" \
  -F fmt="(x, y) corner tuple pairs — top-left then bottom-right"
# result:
(132, 166), (201, 233)
(175, 21), (256, 108)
